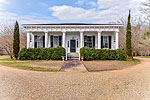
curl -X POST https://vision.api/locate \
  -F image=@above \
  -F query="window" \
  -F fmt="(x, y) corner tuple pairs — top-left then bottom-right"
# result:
(103, 36), (109, 49)
(53, 36), (59, 47)
(50, 35), (62, 48)
(84, 35), (95, 48)
(34, 35), (45, 48)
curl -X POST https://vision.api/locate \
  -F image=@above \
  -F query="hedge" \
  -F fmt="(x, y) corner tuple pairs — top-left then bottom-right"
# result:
(19, 46), (66, 60)
(80, 47), (126, 61)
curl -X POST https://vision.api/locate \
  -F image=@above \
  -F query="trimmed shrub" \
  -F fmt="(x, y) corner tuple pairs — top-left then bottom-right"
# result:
(80, 46), (93, 60)
(19, 46), (65, 60)
(80, 47), (126, 61)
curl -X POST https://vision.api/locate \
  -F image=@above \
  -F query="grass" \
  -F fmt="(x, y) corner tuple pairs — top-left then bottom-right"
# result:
(125, 59), (140, 65)
(83, 59), (140, 72)
(0, 59), (60, 72)
(135, 56), (150, 58)
(0, 57), (12, 61)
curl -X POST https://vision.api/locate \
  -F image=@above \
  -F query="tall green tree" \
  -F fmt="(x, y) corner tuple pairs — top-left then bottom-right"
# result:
(126, 10), (132, 59)
(13, 21), (20, 59)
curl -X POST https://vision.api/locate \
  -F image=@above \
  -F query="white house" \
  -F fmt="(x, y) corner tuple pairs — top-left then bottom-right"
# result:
(22, 23), (122, 60)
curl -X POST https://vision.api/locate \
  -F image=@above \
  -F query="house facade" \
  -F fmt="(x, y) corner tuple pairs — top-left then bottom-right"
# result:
(23, 23), (122, 60)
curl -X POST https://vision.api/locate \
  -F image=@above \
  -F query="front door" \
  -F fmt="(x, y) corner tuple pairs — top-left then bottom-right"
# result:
(70, 40), (76, 52)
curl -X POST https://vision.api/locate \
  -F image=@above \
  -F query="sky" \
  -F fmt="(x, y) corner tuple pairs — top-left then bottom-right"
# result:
(0, 0), (147, 24)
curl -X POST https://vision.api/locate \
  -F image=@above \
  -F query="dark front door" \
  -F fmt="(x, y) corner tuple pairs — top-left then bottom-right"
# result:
(70, 40), (76, 52)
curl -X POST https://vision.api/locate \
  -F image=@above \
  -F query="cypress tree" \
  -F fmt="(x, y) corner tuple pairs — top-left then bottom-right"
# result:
(126, 10), (132, 58)
(13, 21), (20, 59)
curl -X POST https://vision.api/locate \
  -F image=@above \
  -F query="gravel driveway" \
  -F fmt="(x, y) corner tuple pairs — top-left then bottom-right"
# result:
(0, 58), (150, 100)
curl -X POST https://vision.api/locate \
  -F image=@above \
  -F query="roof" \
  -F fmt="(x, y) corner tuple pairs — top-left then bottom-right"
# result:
(22, 23), (122, 26)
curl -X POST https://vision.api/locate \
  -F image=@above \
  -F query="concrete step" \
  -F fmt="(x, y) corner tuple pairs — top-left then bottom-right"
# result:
(67, 53), (79, 60)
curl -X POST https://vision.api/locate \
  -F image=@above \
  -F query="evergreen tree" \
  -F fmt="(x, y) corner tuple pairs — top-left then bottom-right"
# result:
(13, 21), (20, 59)
(126, 10), (132, 58)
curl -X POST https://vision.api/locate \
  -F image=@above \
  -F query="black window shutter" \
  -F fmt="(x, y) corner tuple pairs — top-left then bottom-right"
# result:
(101, 36), (103, 49)
(68, 41), (69, 47)
(50, 35), (53, 47)
(77, 40), (78, 48)
(43, 36), (45, 48)
(34, 36), (37, 48)
(59, 36), (62, 46)
(109, 36), (111, 49)
(93, 36), (95, 48)
(84, 36), (87, 46)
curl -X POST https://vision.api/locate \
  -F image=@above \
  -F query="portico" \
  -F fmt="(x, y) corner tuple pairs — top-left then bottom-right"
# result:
(23, 23), (122, 60)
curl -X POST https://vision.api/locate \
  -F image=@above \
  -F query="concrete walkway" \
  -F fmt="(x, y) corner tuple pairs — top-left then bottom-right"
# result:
(60, 60), (87, 72)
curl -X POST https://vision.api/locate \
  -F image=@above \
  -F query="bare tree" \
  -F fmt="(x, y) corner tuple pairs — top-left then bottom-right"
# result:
(0, 23), (14, 59)
(0, 22), (27, 59)
(118, 16), (146, 56)
(141, 0), (150, 25)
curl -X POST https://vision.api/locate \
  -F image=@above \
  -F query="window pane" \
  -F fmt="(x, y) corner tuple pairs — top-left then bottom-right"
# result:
(103, 36), (109, 48)
(84, 36), (93, 48)
(54, 36), (59, 47)
(38, 36), (43, 48)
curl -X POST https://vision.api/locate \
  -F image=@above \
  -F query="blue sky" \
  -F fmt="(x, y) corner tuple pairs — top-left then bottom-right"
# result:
(0, 0), (146, 24)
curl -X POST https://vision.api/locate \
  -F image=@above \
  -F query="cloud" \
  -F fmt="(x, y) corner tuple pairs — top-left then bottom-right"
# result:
(75, 0), (85, 5)
(0, 0), (8, 10)
(87, 1), (97, 7)
(49, 0), (145, 23)
(49, 5), (102, 21)
(49, 5), (125, 23)
(76, 0), (97, 7)
(0, 11), (52, 24)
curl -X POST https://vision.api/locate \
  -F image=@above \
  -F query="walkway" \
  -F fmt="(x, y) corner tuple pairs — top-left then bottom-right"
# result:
(60, 60), (87, 72)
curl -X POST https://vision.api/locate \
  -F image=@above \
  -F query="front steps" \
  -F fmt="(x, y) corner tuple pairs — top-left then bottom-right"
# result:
(67, 53), (79, 60)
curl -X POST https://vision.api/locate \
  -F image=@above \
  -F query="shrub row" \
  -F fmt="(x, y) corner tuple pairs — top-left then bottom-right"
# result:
(19, 46), (65, 60)
(80, 47), (126, 61)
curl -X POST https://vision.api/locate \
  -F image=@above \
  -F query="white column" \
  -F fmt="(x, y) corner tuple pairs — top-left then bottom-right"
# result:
(32, 34), (34, 48)
(45, 32), (48, 48)
(80, 31), (84, 48)
(62, 31), (66, 48)
(98, 31), (102, 49)
(116, 31), (119, 49)
(27, 32), (30, 49)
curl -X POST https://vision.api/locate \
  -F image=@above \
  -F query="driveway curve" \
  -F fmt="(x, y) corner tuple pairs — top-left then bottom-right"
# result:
(0, 58), (150, 100)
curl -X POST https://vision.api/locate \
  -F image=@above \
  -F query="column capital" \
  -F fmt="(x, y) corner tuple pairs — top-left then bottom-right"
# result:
(79, 31), (84, 33)
(62, 31), (66, 33)
(98, 31), (102, 33)
(115, 30), (119, 33)
(44, 31), (49, 33)
(27, 31), (32, 33)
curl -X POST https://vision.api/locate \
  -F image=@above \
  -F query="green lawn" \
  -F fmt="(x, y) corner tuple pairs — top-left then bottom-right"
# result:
(135, 56), (150, 58)
(0, 57), (12, 61)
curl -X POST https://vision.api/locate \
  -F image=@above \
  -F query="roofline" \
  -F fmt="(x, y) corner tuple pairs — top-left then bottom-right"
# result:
(22, 23), (123, 27)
